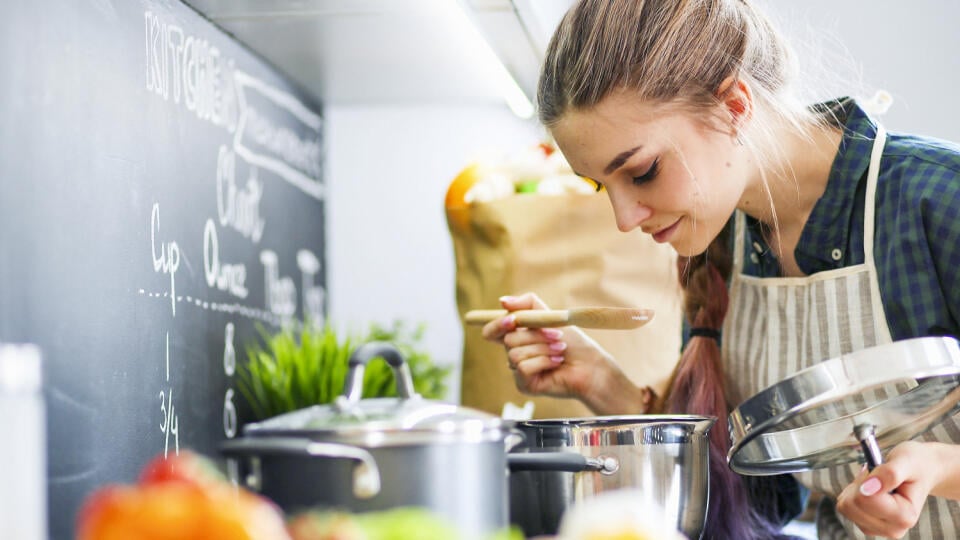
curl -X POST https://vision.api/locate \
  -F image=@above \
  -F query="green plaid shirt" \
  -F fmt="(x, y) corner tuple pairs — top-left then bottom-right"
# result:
(741, 98), (960, 340)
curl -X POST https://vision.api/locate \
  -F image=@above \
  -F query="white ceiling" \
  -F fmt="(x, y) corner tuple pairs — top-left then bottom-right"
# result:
(184, 0), (574, 107)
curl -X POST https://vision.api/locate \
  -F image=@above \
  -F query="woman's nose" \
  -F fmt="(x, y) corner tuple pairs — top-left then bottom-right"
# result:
(608, 191), (653, 232)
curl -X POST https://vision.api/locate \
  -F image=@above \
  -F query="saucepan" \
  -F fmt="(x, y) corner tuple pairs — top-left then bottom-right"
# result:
(222, 341), (516, 537)
(507, 415), (714, 540)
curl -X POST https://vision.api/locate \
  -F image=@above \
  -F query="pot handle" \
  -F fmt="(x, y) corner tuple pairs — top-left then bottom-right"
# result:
(340, 341), (419, 406)
(220, 437), (381, 499)
(507, 453), (619, 474)
(504, 427), (527, 452)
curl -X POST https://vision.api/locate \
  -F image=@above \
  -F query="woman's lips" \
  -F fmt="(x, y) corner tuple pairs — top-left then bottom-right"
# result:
(652, 219), (681, 244)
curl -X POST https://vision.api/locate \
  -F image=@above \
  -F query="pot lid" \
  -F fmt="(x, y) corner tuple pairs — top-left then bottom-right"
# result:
(244, 395), (505, 444)
(728, 337), (960, 475)
(242, 341), (505, 445)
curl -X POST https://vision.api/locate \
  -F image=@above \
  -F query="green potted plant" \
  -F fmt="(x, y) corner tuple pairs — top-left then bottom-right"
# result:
(236, 320), (452, 421)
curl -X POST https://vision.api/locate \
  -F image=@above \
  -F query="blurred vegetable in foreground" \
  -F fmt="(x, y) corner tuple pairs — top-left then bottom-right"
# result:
(237, 320), (452, 421)
(287, 507), (524, 540)
(76, 451), (291, 540)
(77, 451), (523, 540)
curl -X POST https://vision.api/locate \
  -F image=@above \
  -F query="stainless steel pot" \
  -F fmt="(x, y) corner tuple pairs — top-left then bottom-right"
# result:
(507, 415), (715, 539)
(222, 341), (513, 538)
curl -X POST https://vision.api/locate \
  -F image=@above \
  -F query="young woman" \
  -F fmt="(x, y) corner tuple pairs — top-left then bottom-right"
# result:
(481, 1), (960, 538)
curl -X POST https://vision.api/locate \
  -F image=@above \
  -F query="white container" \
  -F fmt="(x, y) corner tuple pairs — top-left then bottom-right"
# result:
(0, 344), (47, 540)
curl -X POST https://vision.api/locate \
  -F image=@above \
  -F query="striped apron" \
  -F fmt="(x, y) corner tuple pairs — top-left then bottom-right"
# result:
(722, 127), (960, 539)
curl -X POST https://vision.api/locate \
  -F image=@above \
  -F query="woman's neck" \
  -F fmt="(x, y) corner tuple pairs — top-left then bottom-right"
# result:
(737, 118), (843, 274)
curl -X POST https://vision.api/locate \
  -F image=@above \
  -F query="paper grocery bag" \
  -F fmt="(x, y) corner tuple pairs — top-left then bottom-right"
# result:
(448, 192), (683, 419)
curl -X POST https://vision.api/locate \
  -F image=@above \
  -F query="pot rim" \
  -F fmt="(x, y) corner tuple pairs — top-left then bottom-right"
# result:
(513, 414), (715, 431)
(243, 424), (512, 448)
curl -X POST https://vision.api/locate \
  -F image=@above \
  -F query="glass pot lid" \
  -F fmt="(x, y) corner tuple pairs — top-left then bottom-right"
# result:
(242, 341), (505, 446)
(728, 337), (960, 475)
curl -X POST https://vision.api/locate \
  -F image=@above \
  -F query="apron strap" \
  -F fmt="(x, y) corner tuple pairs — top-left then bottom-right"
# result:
(732, 210), (746, 275)
(863, 125), (892, 343)
(863, 126), (886, 262)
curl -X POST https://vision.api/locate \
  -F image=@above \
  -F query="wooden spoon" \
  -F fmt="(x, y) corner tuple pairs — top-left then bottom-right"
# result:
(464, 307), (654, 330)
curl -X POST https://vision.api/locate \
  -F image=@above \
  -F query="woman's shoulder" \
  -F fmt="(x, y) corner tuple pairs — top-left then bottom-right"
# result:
(884, 132), (960, 178)
(880, 132), (960, 204)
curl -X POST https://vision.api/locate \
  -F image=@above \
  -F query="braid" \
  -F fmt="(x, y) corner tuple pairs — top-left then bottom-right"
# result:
(665, 221), (784, 539)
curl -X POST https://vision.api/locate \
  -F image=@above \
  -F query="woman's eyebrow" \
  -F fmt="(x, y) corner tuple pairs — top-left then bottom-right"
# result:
(604, 146), (643, 175)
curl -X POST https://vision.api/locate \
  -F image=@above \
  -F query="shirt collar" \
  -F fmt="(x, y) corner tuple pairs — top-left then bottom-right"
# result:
(795, 97), (880, 272)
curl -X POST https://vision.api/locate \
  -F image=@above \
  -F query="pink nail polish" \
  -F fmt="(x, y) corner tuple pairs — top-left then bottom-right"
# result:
(548, 341), (567, 352)
(499, 295), (515, 303)
(541, 328), (563, 340)
(860, 477), (882, 496)
(501, 315), (516, 329)
(549, 355), (564, 364)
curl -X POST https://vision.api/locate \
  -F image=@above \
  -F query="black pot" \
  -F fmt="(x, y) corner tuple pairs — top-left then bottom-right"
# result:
(222, 342), (513, 537)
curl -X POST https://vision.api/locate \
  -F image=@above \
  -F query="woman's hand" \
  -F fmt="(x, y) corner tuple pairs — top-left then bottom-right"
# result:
(836, 441), (960, 538)
(480, 292), (650, 415)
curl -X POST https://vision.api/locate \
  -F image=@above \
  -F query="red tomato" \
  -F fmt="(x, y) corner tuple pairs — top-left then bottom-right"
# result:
(138, 451), (224, 489)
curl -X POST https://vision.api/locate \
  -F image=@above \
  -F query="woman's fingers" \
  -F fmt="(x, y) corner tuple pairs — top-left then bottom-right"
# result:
(500, 292), (550, 311)
(503, 328), (566, 368)
(481, 293), (558, 342)
(837, 442), (935, 538)
(838, 485), (911, 537)
(506, 339), (566, 369)
(513, 356), (564, 391)
(476, 292), (615, 401)
(479, 292), (552, 342)
(481, 312), (517, 342)
(503, 327), (563, 348)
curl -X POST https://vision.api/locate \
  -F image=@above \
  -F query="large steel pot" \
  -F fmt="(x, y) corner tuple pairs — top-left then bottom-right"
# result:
(508, 415), (715, 539)
(221, 342), (514, 538)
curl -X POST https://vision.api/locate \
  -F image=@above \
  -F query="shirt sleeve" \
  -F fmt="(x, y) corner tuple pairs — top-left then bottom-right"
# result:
(881, 139), (960, 338)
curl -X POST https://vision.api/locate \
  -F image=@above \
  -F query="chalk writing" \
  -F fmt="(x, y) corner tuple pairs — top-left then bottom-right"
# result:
(297, 249), (325, 325)
(260, 250), (297, 318)
(150, 203), (180, 316)
(234, 70), (323, 199)
(139, 9), (325, 469)
(223, 322), (236, 376)
(144, 10), (237, 131)
(159, 332), (180, 457)
(203, 219), (249, 298)
(217, 145), (266, 243)
(223, 388), (237, 439)
(138, 289), (284, 326)
(222, 323), (237, 438)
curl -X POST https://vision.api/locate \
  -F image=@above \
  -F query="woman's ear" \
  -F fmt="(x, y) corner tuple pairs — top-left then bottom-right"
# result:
(716, 76), (754, 138)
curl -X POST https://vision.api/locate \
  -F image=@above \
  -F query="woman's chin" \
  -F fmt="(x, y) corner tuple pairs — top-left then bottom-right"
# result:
(670, 238), (709, 258)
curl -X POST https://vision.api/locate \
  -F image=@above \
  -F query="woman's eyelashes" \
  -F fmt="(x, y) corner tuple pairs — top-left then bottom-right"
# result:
(632, 158), (660, 186)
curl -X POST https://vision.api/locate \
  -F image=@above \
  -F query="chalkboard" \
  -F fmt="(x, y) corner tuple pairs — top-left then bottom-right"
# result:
(0, 2), (325, 538)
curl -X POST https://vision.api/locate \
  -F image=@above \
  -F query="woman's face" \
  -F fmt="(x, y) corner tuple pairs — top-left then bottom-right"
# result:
(551, 91), (751, 257)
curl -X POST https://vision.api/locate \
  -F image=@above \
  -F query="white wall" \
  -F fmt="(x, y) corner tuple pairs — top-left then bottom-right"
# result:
(756, 0), (960, 141)
(325, 104), (543, 402)
(324, 2), (960, 404)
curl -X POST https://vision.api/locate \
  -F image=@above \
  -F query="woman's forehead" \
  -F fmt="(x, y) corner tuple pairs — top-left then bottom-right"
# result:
(552, 99), (682, 169)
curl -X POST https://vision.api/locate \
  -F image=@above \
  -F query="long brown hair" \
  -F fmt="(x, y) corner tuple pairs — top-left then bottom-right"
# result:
(538, 1), (820, 537)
